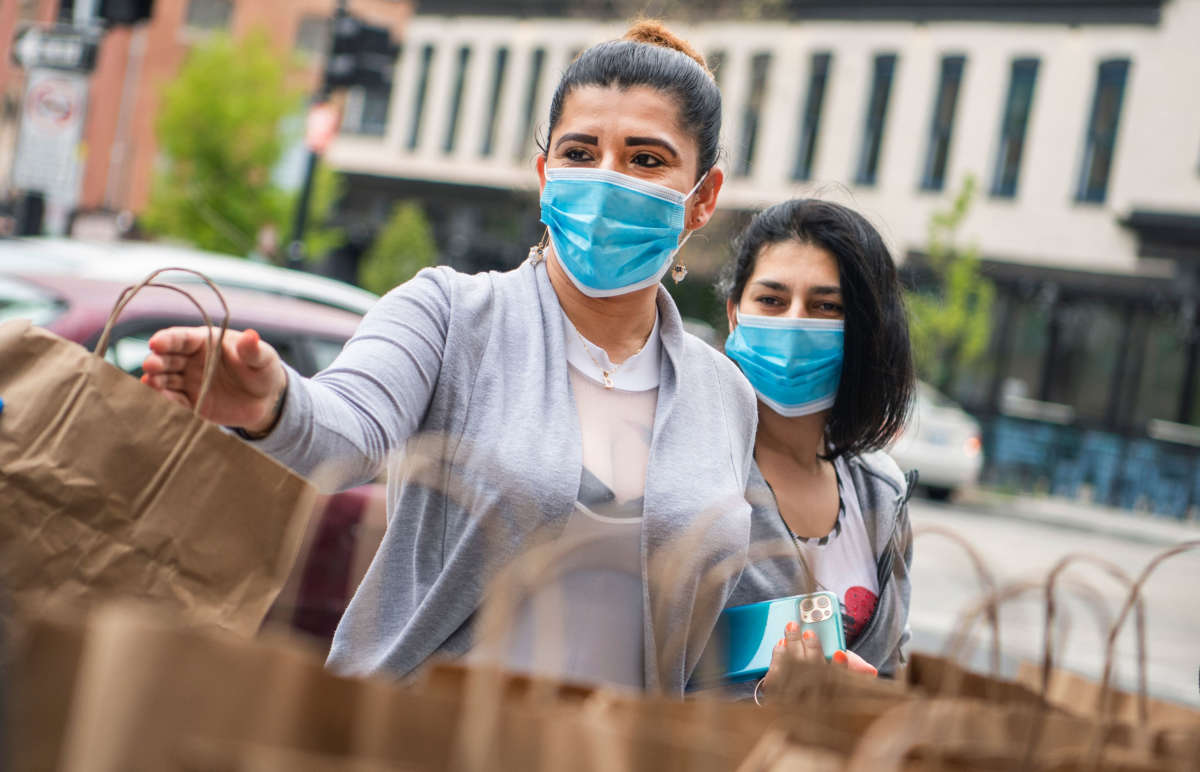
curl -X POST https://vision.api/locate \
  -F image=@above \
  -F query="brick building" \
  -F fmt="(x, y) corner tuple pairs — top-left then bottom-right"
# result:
(0, 0), (411, 218)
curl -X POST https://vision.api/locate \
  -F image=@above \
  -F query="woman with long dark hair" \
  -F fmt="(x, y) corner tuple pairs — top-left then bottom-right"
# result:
(718, 199), (916, 687)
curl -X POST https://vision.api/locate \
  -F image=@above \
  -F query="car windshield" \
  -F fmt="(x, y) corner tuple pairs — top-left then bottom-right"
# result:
(0, 276), (65, 326)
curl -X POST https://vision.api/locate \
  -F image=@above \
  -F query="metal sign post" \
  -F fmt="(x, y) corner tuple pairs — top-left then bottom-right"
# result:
(10, 68), (90, 235)
(8, 0), (102, 235)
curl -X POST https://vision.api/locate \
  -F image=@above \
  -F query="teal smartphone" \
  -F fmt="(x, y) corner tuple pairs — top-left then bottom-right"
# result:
(713, 591), (846, 684)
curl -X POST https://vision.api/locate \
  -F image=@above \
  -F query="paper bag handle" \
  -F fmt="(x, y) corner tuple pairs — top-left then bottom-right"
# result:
(1039, 554), (1145, 718)
(913, 525), (1002, 675)
(94, 268), (230, 415)
(1097, 539), (1200, 724)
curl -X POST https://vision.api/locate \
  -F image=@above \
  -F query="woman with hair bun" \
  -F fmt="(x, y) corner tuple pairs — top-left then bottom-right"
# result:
(142, 22), (756, 694)
(717, 199), (917, 690)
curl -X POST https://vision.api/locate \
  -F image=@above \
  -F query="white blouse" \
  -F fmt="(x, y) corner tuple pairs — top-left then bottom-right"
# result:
(490, 306), (660, 689)
(794, 456), (881, 644)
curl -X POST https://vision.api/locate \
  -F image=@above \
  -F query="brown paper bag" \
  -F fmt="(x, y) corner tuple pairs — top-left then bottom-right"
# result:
(4, 602), (89, 772)
(903, 651), (1049, 709)
(0, 269), (315, 635)
(15, 604), (746, 772)
(414, 661), (769, 770)
(42, 604), (357, 772)
(1015, 661), (1200, 729)
(836, 695), (1194, 772)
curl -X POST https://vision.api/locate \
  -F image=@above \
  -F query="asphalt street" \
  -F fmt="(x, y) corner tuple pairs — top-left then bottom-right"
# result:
(905, 496), (1200, 708)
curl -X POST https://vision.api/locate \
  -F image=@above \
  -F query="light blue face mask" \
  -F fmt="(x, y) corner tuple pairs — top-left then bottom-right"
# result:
(724, 313), (845, 417)
(539, 167), (706, 297)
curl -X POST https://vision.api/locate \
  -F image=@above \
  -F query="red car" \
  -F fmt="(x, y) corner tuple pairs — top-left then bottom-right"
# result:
(0, 268), (387, 647)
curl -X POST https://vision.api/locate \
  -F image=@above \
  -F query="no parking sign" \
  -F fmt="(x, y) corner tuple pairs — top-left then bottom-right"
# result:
(11, 68), (89, 233)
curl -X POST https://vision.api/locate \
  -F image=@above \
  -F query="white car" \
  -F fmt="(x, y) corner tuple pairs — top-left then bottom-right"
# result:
(889, 382), (983, 500)
(0, 237), (379, 315)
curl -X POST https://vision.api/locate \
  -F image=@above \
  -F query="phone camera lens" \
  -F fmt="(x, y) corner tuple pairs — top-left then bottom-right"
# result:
(801, 599), (813, 612)
(817, 596), (830, 609)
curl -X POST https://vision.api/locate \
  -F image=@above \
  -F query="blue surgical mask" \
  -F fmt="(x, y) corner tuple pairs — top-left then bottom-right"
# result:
(724, 313), (844, 417)
(540, 167), (706, 297)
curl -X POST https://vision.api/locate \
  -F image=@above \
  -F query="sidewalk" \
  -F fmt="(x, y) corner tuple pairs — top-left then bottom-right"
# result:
(946, 488), (1200, 547)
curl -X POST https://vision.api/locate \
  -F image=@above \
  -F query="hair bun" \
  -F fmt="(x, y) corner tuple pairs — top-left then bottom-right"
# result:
(623, 20), (712, 78)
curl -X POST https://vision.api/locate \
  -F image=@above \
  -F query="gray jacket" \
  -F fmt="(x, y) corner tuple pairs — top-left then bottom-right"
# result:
(254, 259), (758, 694)
(723, 451), (916, 677)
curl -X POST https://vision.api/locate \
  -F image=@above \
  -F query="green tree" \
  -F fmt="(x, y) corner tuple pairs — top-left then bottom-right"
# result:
(358, 202), (438, 295)
(906, 176), (996, 393)
(143, 31), (342, 261)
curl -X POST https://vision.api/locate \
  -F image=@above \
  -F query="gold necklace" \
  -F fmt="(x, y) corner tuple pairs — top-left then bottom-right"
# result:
(571, 324), (651, 390)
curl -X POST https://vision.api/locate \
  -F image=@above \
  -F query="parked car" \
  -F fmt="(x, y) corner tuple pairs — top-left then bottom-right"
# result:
(0, 237), (379, 315)
(889, 382), (984, 500)
(0, 264), (386, 647)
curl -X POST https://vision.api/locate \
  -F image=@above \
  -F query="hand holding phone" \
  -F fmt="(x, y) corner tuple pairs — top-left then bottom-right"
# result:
(712, 590), (846, 684)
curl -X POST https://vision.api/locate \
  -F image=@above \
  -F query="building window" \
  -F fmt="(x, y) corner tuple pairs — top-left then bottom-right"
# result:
(1075, 59), (1130, 204)
(792, 52), (832, 182)
(920, 55), (966, 191)
(990, 58), (1039, 198)
(342, 42), (401, 137)
(443, 46), (472, 154)
(407, 44), (435, 151)
(184, 0), (233, 31)
(736, 52), (772, 177)
(997, 291), (1052, 413)
(1129, 311), (1189, 427)
(517, 48), (546, 159)
(295, 15), (329, 58)
(481, 47), (509, 156)
(343, 83), (392, 137)
(854, 53), (897, 186)
(1045, 300), (1126, 422)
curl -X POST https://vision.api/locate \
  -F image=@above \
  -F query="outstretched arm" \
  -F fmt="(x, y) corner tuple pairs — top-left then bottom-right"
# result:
(143, 268), (453, 491)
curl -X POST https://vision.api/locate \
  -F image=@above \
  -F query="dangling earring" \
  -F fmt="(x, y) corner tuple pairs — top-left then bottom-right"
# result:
(527, 230), (548, 264)
(673, 217), (699, 283)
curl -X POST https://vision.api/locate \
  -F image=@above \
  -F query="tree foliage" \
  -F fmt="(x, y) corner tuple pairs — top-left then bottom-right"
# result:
(358, 202), (437, 296)
(143, 31), (341, 260)
(906, 176), (996, 393)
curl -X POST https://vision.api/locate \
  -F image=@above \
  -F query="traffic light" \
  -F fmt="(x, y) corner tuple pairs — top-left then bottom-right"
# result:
(324, 11), (399, 90)
(98, 0), (155, 25)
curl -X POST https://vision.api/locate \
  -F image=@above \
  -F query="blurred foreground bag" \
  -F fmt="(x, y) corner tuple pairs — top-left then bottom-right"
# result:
(8, 604), (749, 772)
(0, 270), (315, 635)
(12, 603), (1196, 772)
(754, 648), (1199, 771)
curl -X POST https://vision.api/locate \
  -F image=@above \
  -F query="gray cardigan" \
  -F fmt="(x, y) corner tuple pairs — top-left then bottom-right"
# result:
(722, 451), (916, 677)
(254, 259), (758, 694)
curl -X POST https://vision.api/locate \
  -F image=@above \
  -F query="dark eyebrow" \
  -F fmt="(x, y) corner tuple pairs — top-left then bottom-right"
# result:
(554, 132), (598, 149)
(625, 136), (679, 158)
(750, 279), (842, 295)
